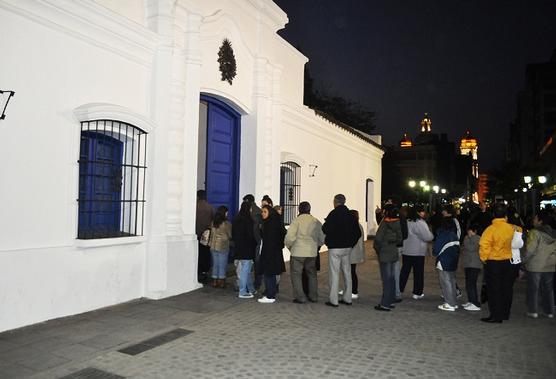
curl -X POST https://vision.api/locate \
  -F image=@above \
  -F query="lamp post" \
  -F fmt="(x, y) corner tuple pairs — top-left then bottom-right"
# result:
(523, 175), (548, 216)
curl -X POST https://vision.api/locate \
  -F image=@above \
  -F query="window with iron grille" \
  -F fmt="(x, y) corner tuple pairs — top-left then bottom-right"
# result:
(77, 120), (147, 239)
(280, 162), (301, 225)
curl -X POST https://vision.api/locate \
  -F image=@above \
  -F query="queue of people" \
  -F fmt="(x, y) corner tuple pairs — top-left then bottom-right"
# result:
(197, 190), (556, 320)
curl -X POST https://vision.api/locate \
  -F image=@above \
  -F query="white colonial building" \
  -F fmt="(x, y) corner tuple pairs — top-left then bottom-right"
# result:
(0, 0), (383, 332)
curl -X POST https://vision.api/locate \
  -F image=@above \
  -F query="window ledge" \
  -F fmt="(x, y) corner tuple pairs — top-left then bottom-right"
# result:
(75, 236), (146, 249)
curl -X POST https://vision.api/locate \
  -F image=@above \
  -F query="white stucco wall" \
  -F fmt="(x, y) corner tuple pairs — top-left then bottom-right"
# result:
(0, 0), (382, 332)
(0, 1), (157, 332)
(280, 106), (383, 236)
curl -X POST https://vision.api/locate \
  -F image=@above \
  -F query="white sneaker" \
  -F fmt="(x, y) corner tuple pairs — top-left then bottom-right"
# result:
(461, 302), (471, 308)
(463, 303), (481, 311)
(547, 314), (554, 319)
(526, 312), (538, 318)
(412, 294), (425, 300)
(438, 303), (456, 312)
(238, 293), (254, 299)
(257, 296), (276, 304)
(352, 293), (359, 299)
(338, 290), (344, 296)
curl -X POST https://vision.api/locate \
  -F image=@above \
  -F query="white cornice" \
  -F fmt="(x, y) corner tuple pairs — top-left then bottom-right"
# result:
(247, 0), (288, 32)
(0, 0), (158, 67)
(74, 103), (157, 132)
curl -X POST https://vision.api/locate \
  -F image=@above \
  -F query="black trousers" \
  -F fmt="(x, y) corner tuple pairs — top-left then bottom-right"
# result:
(485, 260), (515, 321)
(351, 264), (359, 294)
(399, 255), (425, 296)
(464, 267), (481, 307)
(197, 243), (211, 274)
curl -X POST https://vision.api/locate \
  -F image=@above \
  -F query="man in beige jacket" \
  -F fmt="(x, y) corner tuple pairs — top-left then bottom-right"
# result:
(285, 202), (325, 303)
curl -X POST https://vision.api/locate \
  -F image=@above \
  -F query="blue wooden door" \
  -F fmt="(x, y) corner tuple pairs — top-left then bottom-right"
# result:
(79, 131), (123, 238)
(204, 97), (240, 218)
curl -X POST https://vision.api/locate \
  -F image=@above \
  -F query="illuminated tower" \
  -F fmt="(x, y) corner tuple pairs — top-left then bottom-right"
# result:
(460, 130), (478, 178)
(420, 113), (432, 133)
(399, 133), (413, 148)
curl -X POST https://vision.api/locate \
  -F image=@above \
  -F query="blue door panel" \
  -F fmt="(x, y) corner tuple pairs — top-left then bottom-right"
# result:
(204, 97), (240, 219)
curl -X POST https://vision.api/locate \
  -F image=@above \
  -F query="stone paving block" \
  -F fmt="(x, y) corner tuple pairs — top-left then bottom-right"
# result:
(51, 344), (102, 361)
(2, 242), (556, 378)
(0, 360), (37, 378)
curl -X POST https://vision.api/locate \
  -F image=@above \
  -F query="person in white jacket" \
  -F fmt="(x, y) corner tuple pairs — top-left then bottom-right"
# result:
(285, 201), (325, 303)
(400, 205), (434, 299)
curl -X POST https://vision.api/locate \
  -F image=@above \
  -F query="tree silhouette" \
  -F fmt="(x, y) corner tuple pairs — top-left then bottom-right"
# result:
(303, 66), (376, 134)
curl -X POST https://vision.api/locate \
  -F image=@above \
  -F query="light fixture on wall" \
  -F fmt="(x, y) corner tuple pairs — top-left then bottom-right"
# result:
(0, 90), (15, 120)
(308, 164), (318, 177)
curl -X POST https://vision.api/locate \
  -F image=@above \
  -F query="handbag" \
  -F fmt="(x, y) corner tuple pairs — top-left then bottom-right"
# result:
(510, 227), (523, 265)
(200, 227), (211, 246)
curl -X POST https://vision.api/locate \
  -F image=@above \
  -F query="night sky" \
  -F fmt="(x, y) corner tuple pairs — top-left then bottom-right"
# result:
(274, 0), (556, 170)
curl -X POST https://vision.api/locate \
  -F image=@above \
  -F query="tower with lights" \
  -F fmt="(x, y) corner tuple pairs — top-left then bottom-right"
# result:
(460, 131), (478, 178)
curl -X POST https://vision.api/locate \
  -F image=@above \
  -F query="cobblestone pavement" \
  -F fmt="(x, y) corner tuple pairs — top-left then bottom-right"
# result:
(1, 241), (555, 378)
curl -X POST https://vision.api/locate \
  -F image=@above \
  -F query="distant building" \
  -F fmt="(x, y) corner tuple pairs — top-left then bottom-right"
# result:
(508, 51), (556, 197)
(382, 114), (475, 203)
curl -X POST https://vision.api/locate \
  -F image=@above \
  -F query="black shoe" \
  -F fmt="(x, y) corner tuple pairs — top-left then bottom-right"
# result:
(374, 305), (391, 311)
(339, 300), (352, 306)
(393, 298), (403, 303)
(292, 299), (306, 304)
(389, 304), (396, 309)
(325, 301), (339, 307)
(308, 298), (318, 303)
(480, 317), (502, 323)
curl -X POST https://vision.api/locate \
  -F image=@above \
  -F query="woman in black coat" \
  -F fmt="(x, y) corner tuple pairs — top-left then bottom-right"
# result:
(257, 205), (286, 303)
(233, 201), (257, 298)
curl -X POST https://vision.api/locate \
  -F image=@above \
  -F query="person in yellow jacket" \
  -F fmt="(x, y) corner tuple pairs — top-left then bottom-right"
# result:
(479, 203), (523, 323)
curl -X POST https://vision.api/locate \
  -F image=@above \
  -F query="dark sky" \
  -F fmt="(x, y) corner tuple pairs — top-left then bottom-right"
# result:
(274, 0), (556, 170)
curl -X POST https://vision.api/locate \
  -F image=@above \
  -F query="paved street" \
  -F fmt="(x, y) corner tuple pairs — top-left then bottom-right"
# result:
(1, 241), (554, 379)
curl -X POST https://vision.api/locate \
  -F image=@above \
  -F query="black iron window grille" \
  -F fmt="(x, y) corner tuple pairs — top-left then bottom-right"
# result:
(77, 120), (147, 239)
(280, 161), (301, 225)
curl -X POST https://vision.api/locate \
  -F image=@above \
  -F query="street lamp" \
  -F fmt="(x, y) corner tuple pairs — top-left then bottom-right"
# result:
(419, 180), (427, 188)
(424, 185), (430, 192)
(432, 185), (439, 193)
(522, 188), (528, 192)
(441, 188), (447, 194)
(524, 176), (532, 184)
(538, 176), (547, 184)
(408, 180), (416, 188)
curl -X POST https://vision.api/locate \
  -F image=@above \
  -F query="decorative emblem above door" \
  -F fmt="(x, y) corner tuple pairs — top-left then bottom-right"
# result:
(217, 38), (237, 85)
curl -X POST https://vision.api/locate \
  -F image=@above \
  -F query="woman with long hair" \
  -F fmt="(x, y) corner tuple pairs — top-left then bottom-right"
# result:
(209, 205), (232, 288)
(257, 205), (286, 303)
(400, 205), (434, 300)
(232, 201), (257, 298)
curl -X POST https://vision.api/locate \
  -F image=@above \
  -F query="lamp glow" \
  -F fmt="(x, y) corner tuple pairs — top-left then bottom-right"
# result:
(432, 185), (439, 193)
(522, 188), (528, 192)
(441, 189), (447, 194)
(538, 176), (547, 184)
(524, 176), (532, 184)
(419, 180), (426, 187)
(424, 185), (430, 192)
(408, 180), (416, 188)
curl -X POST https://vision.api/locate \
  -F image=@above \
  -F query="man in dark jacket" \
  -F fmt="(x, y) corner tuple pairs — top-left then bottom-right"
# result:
(243, 194), (264, 290)
(322, 194), (362, 307)
(196, 190), (214, 283)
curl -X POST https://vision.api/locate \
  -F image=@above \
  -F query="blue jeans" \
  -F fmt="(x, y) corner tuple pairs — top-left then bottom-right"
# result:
(238, 260), (255, 295)
(379, 262), (396, 308)
(527, 271), (554, 315)
(211, 250), (229, 279)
